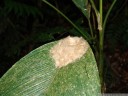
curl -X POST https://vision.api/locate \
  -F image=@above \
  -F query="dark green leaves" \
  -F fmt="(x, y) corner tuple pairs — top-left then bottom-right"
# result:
(72, 0), (91, 19)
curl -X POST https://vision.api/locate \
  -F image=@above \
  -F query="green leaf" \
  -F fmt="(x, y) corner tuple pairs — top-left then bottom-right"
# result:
(72, 0), (91, 19)
(0, 36), (101, 96)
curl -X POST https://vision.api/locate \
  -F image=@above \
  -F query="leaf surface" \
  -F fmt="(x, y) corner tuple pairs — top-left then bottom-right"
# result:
(72, 0), (91, 19)
(0, 39), (101, 96)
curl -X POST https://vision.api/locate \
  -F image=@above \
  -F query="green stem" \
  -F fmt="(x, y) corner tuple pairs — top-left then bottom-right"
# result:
(92, 12), (96, 31)
(99, 0), (116, 92)
(42, 0), (91, 41)
(98, 0), (104, 91)
(88, 19), (94, 38)
(99, 0), (103, 27)
(103, 0), (117, 34)
(90, 0), (98, 15)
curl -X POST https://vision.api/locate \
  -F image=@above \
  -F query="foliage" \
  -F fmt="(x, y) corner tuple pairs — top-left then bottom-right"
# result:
(42, 0), (117, 92)
(0, 0), (128, 93)
(0, 38), (100, 96)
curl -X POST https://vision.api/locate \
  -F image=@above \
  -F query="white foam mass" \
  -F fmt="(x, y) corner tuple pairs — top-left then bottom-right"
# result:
(50, 36), (89, 68)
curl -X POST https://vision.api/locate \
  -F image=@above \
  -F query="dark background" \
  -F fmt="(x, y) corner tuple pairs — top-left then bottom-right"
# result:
(0, 0), (128, 93)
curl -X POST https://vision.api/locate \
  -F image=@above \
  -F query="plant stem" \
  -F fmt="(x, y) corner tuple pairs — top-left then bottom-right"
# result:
(99, 34), (104, 92)
(42, 0), (91, 41)
(88, 19), (94, 38)
(99, 0), (103, 27)
(98, 0), (104, 91)
(92, 12), (96, 31)
(103, 0), (117, 35)
(99, 0), (116, 92)
(90, 0), (98, 15)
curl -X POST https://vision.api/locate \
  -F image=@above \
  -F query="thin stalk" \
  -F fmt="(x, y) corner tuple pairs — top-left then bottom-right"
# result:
(99, 0), (103, 28)
(99, 0), (117, 78)
(92, 12), (96, 31)
(90, 0), (98, 15)
(99, 0), (116, 92)
(88, 19), (94, 38)
(42, 0), (91, 41)
(103, 0), (117, 34)
(98, 0), (104, 91)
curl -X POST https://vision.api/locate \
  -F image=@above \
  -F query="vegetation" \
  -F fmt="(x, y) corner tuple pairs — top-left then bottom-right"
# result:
(0, 37), (101, 96)
(41, 0), (116, 91)
(0, 0), (128, 93)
